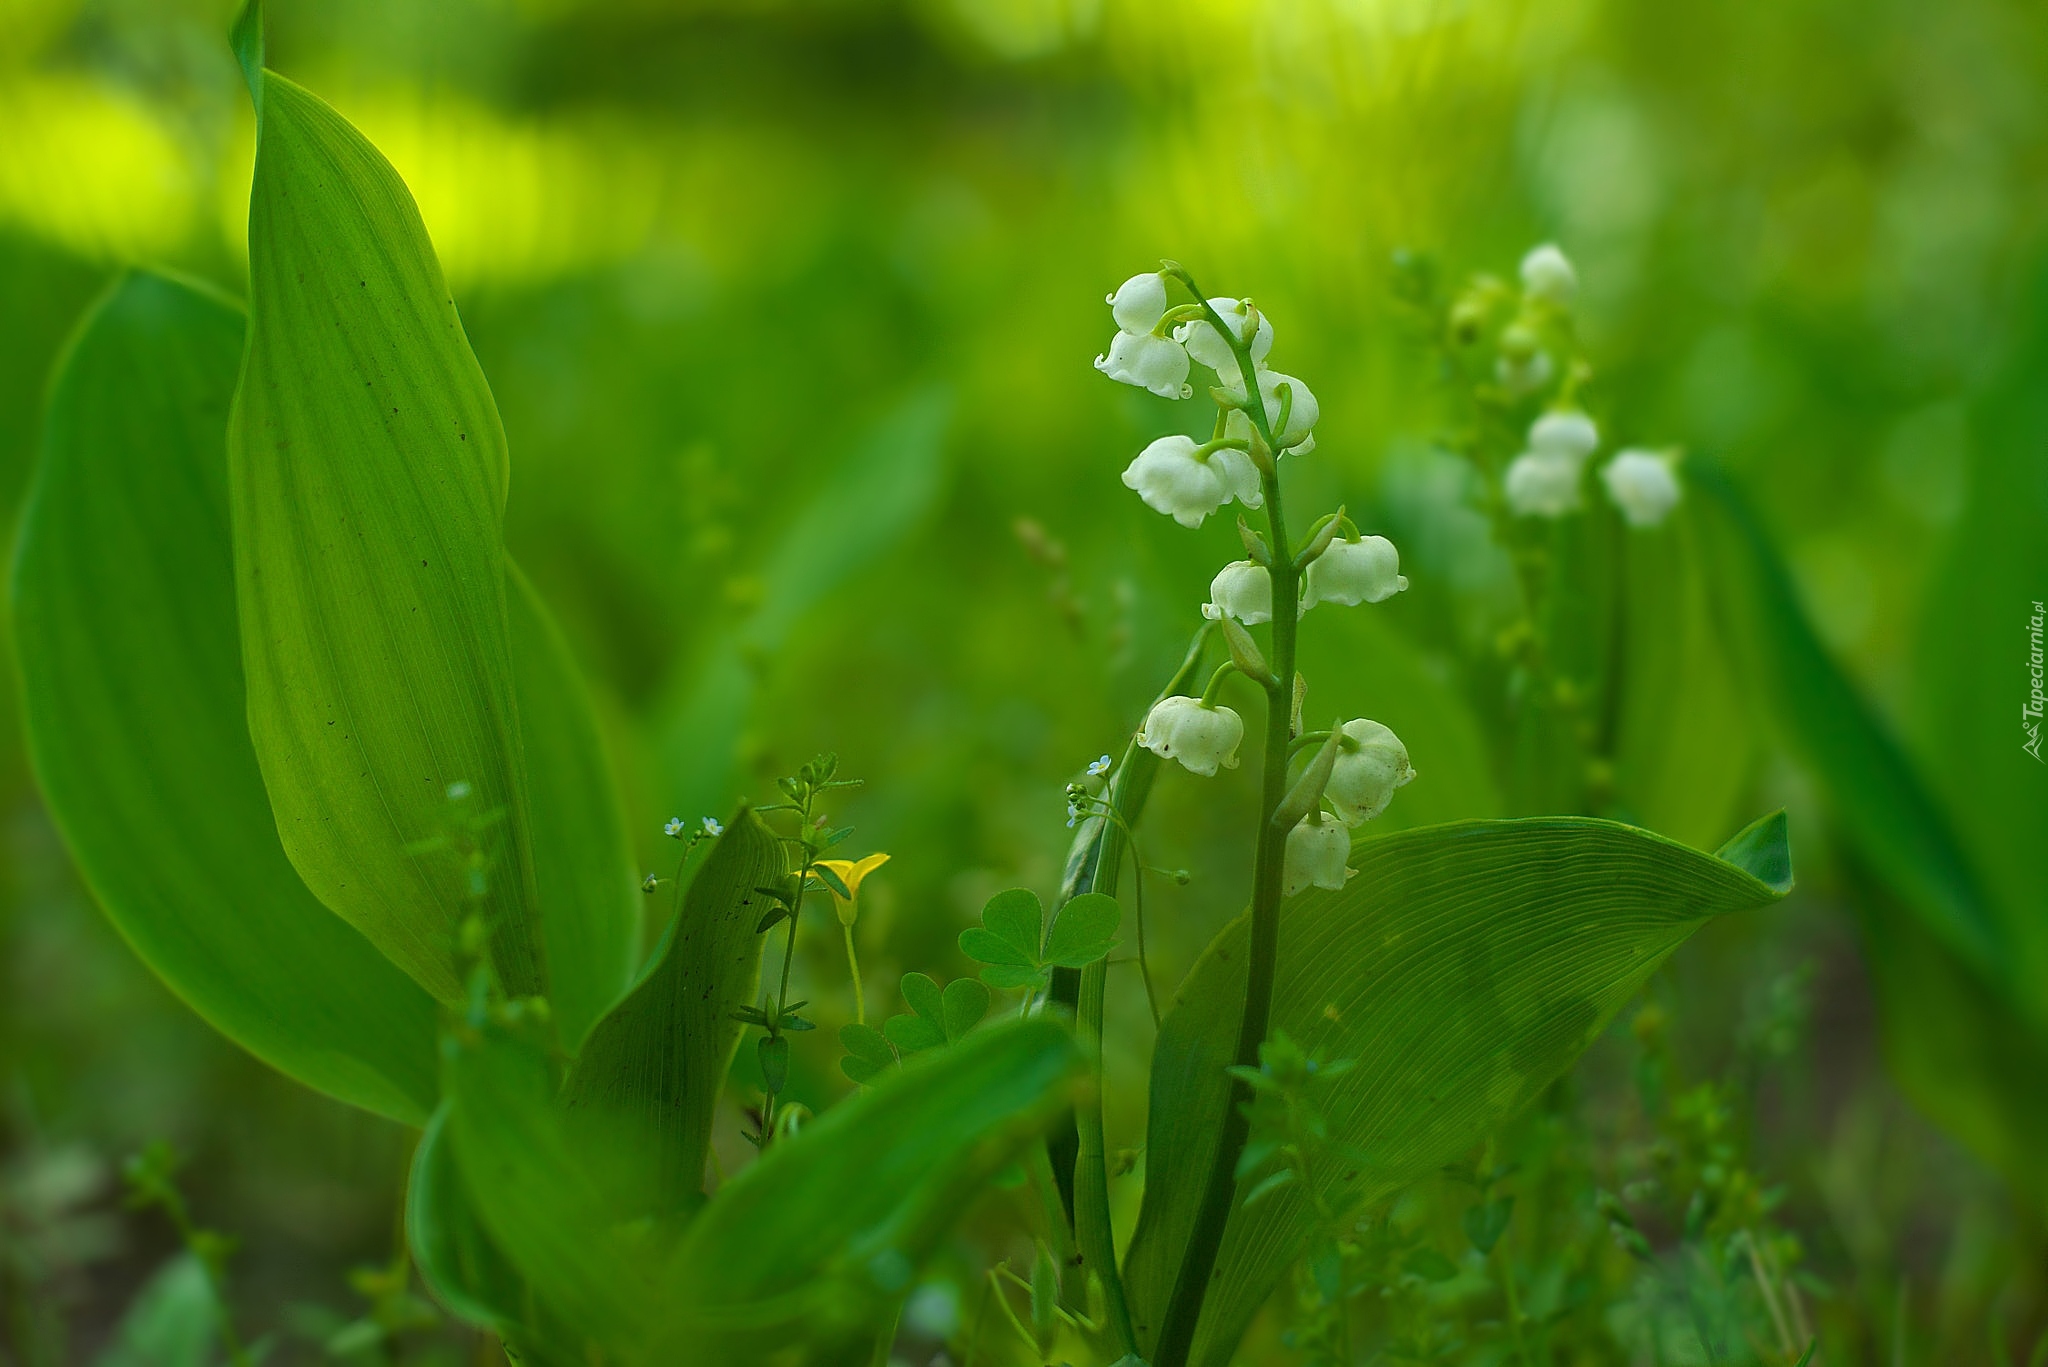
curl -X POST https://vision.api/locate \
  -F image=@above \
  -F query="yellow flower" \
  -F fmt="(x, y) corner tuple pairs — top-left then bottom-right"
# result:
(814, 852), (890, 927)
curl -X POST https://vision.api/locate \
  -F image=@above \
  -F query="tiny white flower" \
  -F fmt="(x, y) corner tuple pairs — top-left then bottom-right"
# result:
(1519, 242), (1578, 305)
(1528, 409), (1599, 461)
(1137, 695), (1243, 776)
(1175, 297), (1275, 374)
(1325, 719), (1416, 827)
(664, 816), (686, 838)
(1095, 329), (1193, 400)
(1302, 534), (1408, 611)
(1106, 272), (1170, 334)
(1222, 368), (1320, 454)
(1495, 348), (1554, 396)
(1504, 450), (1584, 518)
(1208, 445), (1265, 509)
(1283, 816), (1351, 896)
(1087, 754), (1114, 777)
(446, 780), (472, 801)
(1602, 448), (1682, 528)
(702, 816), (724, 838)
(1202, 559), (1275, 625)
(1122, 435), (1228, 528)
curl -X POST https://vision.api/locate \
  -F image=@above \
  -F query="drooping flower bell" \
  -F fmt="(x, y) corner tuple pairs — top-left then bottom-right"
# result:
(1223, 368), (1320, 454)
(1137, 695), (1243, 776)
(1528, 409), (1598, 461)
(1202, 560), (1274, 625)
(1302, 534), (1408, 610)
(1121, 435), (1228, 528)
(1095, 329), (1192, 400)
(1107, 272), (1169, 333)
(1504, 451), (1583, 517)
(1174, 297), (1275, 374)
(1282, 815), (1351, 896)
(1324, 719), (1416, 826)
(1519, 242), (1579, 305)
(1602, 449), (1682, 527)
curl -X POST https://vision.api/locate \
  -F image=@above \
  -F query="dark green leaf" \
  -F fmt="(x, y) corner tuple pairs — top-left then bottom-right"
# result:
(230, 69), (541, 1001)
(899, 971), (944, 1024)
(560, 808), (783, 1221)
(838, 1023), (895, 1085)
(940, 978), (992, 1041)
(1463, 1197), (1513, 1255)
(1122, 815), (1792, 1367)
(1402, 1248), (1459, 1283)
(1042, 891), (1121, 969)
(759, 1034), (790, 1095)
(11, 271), (437, 1124)
(883, 1013), (946, 1055)
(811, 864), (852, 899)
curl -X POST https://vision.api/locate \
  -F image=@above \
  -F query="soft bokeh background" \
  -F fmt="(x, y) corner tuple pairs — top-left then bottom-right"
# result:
(2, 0), (2044, 1360)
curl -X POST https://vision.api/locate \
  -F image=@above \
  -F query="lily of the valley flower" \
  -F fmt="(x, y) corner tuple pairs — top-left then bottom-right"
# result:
(1520, 242), (1578, 305)
(815, 852), (890, 928)
(1138, 695), (1243, 776)
(1282, 815), (1351, 896)
(1121, 435), (1260, 528)
(1175, 297), (1275, 373)
(1107, 272), (1169, 333)
(1095, 329), (1192, 399)
(1302, 534), (1408, 610)
(1203, 559), (1274, 625)
(1529, 409), (1599, 461)
(1223, 368), (1320, 454)
(1504, 450), (1584, 517)
(1325, 719), (1416, 826)
(1602, 449), (1682, 527)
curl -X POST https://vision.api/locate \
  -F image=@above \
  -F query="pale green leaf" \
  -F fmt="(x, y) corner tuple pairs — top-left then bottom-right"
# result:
(91, 1254), (220, 1367)
(1121, 814), (1792, 1367)
(11, 271), (438, 1124)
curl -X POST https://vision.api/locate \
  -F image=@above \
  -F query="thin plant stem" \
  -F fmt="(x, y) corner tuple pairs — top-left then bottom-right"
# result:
(842, 921), (865, 1025)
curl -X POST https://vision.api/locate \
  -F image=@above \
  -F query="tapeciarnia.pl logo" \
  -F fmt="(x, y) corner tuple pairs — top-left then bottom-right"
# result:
(2027, 599), (2045, 763)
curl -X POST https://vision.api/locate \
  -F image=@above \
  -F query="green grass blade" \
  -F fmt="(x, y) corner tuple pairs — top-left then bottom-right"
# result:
(11, 271), (437, 1124)
(651, 1018), (1084, 1360)
(1121, 814), (1792, 1367)
(560, 806), (783, 1222)
(229, 68), (541, 1002)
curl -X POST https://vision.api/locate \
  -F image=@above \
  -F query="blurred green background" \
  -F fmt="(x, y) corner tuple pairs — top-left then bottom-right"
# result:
(2, 0), (2044, 1360)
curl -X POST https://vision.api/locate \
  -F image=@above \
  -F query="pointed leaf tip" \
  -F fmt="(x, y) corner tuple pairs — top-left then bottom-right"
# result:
(230, 0), (263, 107)
(1714, 809), (1794, 895)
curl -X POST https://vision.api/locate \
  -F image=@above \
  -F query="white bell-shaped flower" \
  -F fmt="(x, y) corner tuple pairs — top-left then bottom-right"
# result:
(1602, 449), (1682, 527)
(1282, 815), (1351, 896)
(1504, 450), (1584, 517)
(1107, 272), (1169, 334)
(1209, 445), (1265, 509)
(1325, 719), (1416, 826)
(1095, 329), (1193, 400)
(1202, 560), (1274, 625)
(1520, 243), (1578, 305)
(1302, 534), (1408, 611)
(1175, 297), (1275, 373)
(1137, 695), (1243, 776)
(1222, 369), (1320, 454)
(1122, 435), (1228, 528)
(1529, 409), (1598, 461)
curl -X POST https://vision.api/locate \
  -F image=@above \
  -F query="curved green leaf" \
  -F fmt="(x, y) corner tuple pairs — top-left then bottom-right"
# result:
(507, 564), (640, 1052)
(406, 1106), (528, 1339)
(650, 1018), (1085, 1361)
(230, 68), (540, 1002)
(11, 271), (437, 1125)
(1121, 814), (1792, 1367)
(559, 807), (782, 1221)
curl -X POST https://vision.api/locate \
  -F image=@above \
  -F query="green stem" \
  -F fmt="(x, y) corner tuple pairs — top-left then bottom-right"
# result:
(1498, 1238), (1534, 1367)
(842, 921), (865, 1026)
(1075, 956), (1137, 1350)
(1153, 294), (1297, 1367)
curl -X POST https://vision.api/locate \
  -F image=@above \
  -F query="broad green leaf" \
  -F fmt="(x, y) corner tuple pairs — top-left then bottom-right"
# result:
(506, 564), (640, 1051)
(1042, 891), (1120, 968)
(11, 271), (437, 1125)
(406, 1106), (529, 1339)
(442, 1018), (657, 1361)
(91, 1254), (220, 1367)
(559, 808), (783, 1220)
(230, 68), (541, 1002)
(651, 1018), (1085, 1361)
(1121, 814), (1792, 1367)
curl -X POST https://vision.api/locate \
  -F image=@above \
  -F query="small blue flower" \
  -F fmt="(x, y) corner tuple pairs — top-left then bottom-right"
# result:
(1087, 754), (1114, 777)
(664, 817), (685, 838)
(702, 817), (725, 838)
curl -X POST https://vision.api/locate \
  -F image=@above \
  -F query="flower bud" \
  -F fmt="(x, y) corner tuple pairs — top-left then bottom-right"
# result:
(1326, 718), (1416, 826)
(1122, 435), (1227, 528)
(1095, 329), (1193, 399)
(1223, 368), (1319, 454)
(1174, 297), (1275, 373)
(1106, 272), (1169, 334)
(1519, 242), (1578, 305)
(1601, 449), (1682, 527)
(1504, 450), (1583, 518)
(1301, 534), (1408, 611)
(1282, 816), (1351, 896)
(1202, 559), (1274, 625)
(1528, 409), (1598, 461)
(1137, 696), (1243, 776)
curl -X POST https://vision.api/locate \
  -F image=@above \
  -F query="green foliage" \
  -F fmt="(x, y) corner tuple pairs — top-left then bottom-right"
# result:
(1122, 813), (1792, 1367)
(960, 888), (1120, 992)
(840, 972), (992, 1082)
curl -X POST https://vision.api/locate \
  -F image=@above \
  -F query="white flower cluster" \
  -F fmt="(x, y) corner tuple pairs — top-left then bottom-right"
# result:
(1281, 719), (1418, 895)
(1200, 534), (1410, 624)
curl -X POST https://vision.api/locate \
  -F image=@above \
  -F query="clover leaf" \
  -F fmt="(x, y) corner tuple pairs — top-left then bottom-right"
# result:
(958, 889), (1120, 992)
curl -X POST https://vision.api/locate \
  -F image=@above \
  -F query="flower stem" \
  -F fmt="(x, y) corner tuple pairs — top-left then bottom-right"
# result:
(1153, 296), (1297, 1367)
(842, 920), (865, 1025)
